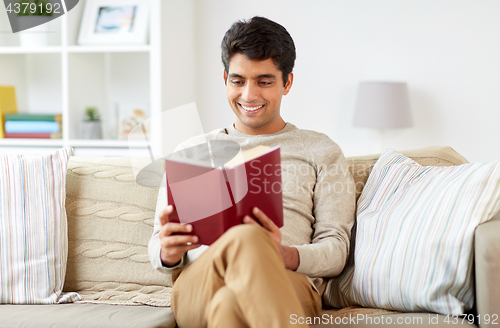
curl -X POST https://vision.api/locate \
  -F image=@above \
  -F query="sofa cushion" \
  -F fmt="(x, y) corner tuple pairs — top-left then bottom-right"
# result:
(0, 147), (78, 304)
(325, 146), (469, 310)
(0, 303), (175, 328)
(346, 146), (469, 202)
(63, 157), (171, 307)
(323, 146), (468, 308)
(326, 148), (500, 314)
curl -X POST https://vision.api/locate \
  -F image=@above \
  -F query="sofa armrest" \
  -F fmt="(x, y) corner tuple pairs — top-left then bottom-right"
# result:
(475, 211), (500, 328)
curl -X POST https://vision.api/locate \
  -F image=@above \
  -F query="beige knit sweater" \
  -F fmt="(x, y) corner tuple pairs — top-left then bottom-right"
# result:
(148, 123), (356, 291)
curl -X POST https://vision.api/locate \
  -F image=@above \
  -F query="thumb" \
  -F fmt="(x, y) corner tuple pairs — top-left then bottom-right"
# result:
(159, 205), (174, 226)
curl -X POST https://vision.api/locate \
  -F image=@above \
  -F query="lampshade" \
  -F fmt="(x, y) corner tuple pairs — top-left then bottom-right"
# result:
(353, 81), (413, 129)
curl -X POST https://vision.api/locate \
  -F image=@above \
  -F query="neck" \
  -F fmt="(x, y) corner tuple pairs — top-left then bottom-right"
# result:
(234, 119), (286, 135)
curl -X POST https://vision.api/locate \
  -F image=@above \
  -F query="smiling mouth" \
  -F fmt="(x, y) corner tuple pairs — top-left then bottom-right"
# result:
(239, 104), (264, 112)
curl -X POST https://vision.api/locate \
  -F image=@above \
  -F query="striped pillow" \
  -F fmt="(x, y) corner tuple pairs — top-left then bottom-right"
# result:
(0, 147), (78, 304)
(325, 148), (500, 315)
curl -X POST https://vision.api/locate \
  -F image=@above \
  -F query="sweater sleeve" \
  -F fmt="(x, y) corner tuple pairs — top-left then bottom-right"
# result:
(294, 145), (356, 278)
(148, 174), (207, 276)
(148, 133), (216, 275)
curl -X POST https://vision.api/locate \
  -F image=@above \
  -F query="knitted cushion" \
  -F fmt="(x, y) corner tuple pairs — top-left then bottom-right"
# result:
(63, 156), (171, 307)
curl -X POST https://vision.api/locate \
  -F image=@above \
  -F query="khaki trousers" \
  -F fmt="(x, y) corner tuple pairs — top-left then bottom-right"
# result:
(171, 224), (322, 328)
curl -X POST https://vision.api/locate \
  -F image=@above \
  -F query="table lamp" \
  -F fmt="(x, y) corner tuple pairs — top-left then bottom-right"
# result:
(353, 81), (413, 152)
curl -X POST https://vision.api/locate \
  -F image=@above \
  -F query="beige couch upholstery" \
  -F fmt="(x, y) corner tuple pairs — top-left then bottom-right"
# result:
(0, 146), (498, 328)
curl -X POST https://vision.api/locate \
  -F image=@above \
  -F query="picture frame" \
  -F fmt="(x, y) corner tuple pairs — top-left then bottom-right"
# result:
(77, 0), (149, 45)
(114, 102), (150, 140)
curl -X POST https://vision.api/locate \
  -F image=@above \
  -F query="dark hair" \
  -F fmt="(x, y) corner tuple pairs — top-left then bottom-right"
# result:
(221, 16), (296, 86)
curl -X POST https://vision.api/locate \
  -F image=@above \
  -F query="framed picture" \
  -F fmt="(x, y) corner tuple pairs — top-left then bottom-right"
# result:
(113, 102), (150, 140)
(78, 0), (149, 45)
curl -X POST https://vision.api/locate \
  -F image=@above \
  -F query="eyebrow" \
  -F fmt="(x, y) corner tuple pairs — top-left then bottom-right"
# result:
(228, 73), (277, 79)
(257, 74), (277, 79)
(228, 73), (244, 79)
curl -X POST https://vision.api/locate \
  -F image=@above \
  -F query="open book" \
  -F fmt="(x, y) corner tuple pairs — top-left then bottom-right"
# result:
(165, 143), (283, 245)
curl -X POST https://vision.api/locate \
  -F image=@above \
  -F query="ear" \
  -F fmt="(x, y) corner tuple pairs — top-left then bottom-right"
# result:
(283, 73), (294, 95)
(223, 71), (227, 85)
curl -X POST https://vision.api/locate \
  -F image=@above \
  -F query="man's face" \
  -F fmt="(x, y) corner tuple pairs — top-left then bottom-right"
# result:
(224, 53), (293, 135)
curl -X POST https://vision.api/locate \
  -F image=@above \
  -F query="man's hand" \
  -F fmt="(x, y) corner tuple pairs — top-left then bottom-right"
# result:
(243, 207), (299, 271)
(159, 205), (200, 267)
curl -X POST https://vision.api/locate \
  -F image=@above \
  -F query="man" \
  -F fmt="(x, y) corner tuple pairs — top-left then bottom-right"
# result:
(149, 16), (355, 328)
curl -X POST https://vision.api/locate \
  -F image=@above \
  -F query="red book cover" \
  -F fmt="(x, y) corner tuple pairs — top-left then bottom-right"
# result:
(165, 145), (283, 245)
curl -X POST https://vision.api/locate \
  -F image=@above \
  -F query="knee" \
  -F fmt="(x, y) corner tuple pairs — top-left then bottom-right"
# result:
(210, 224), (279, 263)
(221, 224), (270, 245)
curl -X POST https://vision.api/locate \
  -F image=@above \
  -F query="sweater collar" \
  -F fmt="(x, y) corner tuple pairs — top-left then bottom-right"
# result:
(225, 123), (297, 138)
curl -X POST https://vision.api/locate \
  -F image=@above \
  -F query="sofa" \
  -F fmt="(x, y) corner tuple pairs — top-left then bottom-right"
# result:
(0, 146), (498, 328)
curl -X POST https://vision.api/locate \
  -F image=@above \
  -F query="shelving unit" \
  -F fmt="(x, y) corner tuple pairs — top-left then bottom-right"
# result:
(0, 0), (162, 157)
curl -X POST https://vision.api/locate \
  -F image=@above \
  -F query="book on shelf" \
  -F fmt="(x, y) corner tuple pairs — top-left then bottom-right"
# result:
(4, 113), (62, 122)
(0, 86), (18, 138)
(165, 143), (283, 245)
(4, 121), (62, 133)
(4, 132), (62, 139)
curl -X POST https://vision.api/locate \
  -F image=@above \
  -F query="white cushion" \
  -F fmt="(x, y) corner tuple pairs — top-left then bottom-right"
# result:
(0, 147), (78, 304)
(326, 148), (500, 315)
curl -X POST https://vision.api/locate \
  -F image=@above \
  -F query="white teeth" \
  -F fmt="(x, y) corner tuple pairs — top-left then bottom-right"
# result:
(241, 104), (263, 111)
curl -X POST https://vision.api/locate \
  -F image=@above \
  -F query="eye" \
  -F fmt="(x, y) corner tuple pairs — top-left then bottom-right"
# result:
(231, 80), (244, 86)
(258, 81), (272, 86)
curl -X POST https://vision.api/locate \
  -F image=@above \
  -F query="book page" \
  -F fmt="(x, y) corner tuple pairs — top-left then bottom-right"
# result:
(224, 145), (273, 169)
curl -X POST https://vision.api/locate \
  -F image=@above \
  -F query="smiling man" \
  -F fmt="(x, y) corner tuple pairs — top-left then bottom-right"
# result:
(224, 53), (292, 135)
(149, 16), (356, 328)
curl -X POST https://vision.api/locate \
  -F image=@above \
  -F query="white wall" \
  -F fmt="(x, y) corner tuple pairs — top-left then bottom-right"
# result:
(162, 0), (197, 110)
(172, 0), (500, 162)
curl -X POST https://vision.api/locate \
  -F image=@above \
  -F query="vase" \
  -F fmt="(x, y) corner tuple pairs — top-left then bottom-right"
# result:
(17, 16), (54, 47)
(80, 122), (102, 140)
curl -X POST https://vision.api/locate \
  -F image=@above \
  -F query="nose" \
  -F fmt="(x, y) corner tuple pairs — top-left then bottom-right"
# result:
(241, 83), (258, 102)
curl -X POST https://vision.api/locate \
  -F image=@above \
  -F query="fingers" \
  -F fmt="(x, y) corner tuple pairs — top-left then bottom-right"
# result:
(161, 243), (200, 267)
(159, 220), (199, 266)
(161, 234), (198, 247)
(173, 244), (201, 254)
(159, 221), (193, 239)
(243, 207), (281, 247)
(250, 207), (280, 233)
(243, 215), (259, 225)
(159, 205), (175, 226)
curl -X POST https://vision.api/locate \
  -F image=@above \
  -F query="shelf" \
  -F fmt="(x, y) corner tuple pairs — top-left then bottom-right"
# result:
(0, 45), (151, 54)
(0, 138), (149, 149)
(66, 45), (151, 53)
(0, 138), (64, 147)
(68, 139), (149, 148)
(0, 46), (63, 54)
(0, 0), (163, 157)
